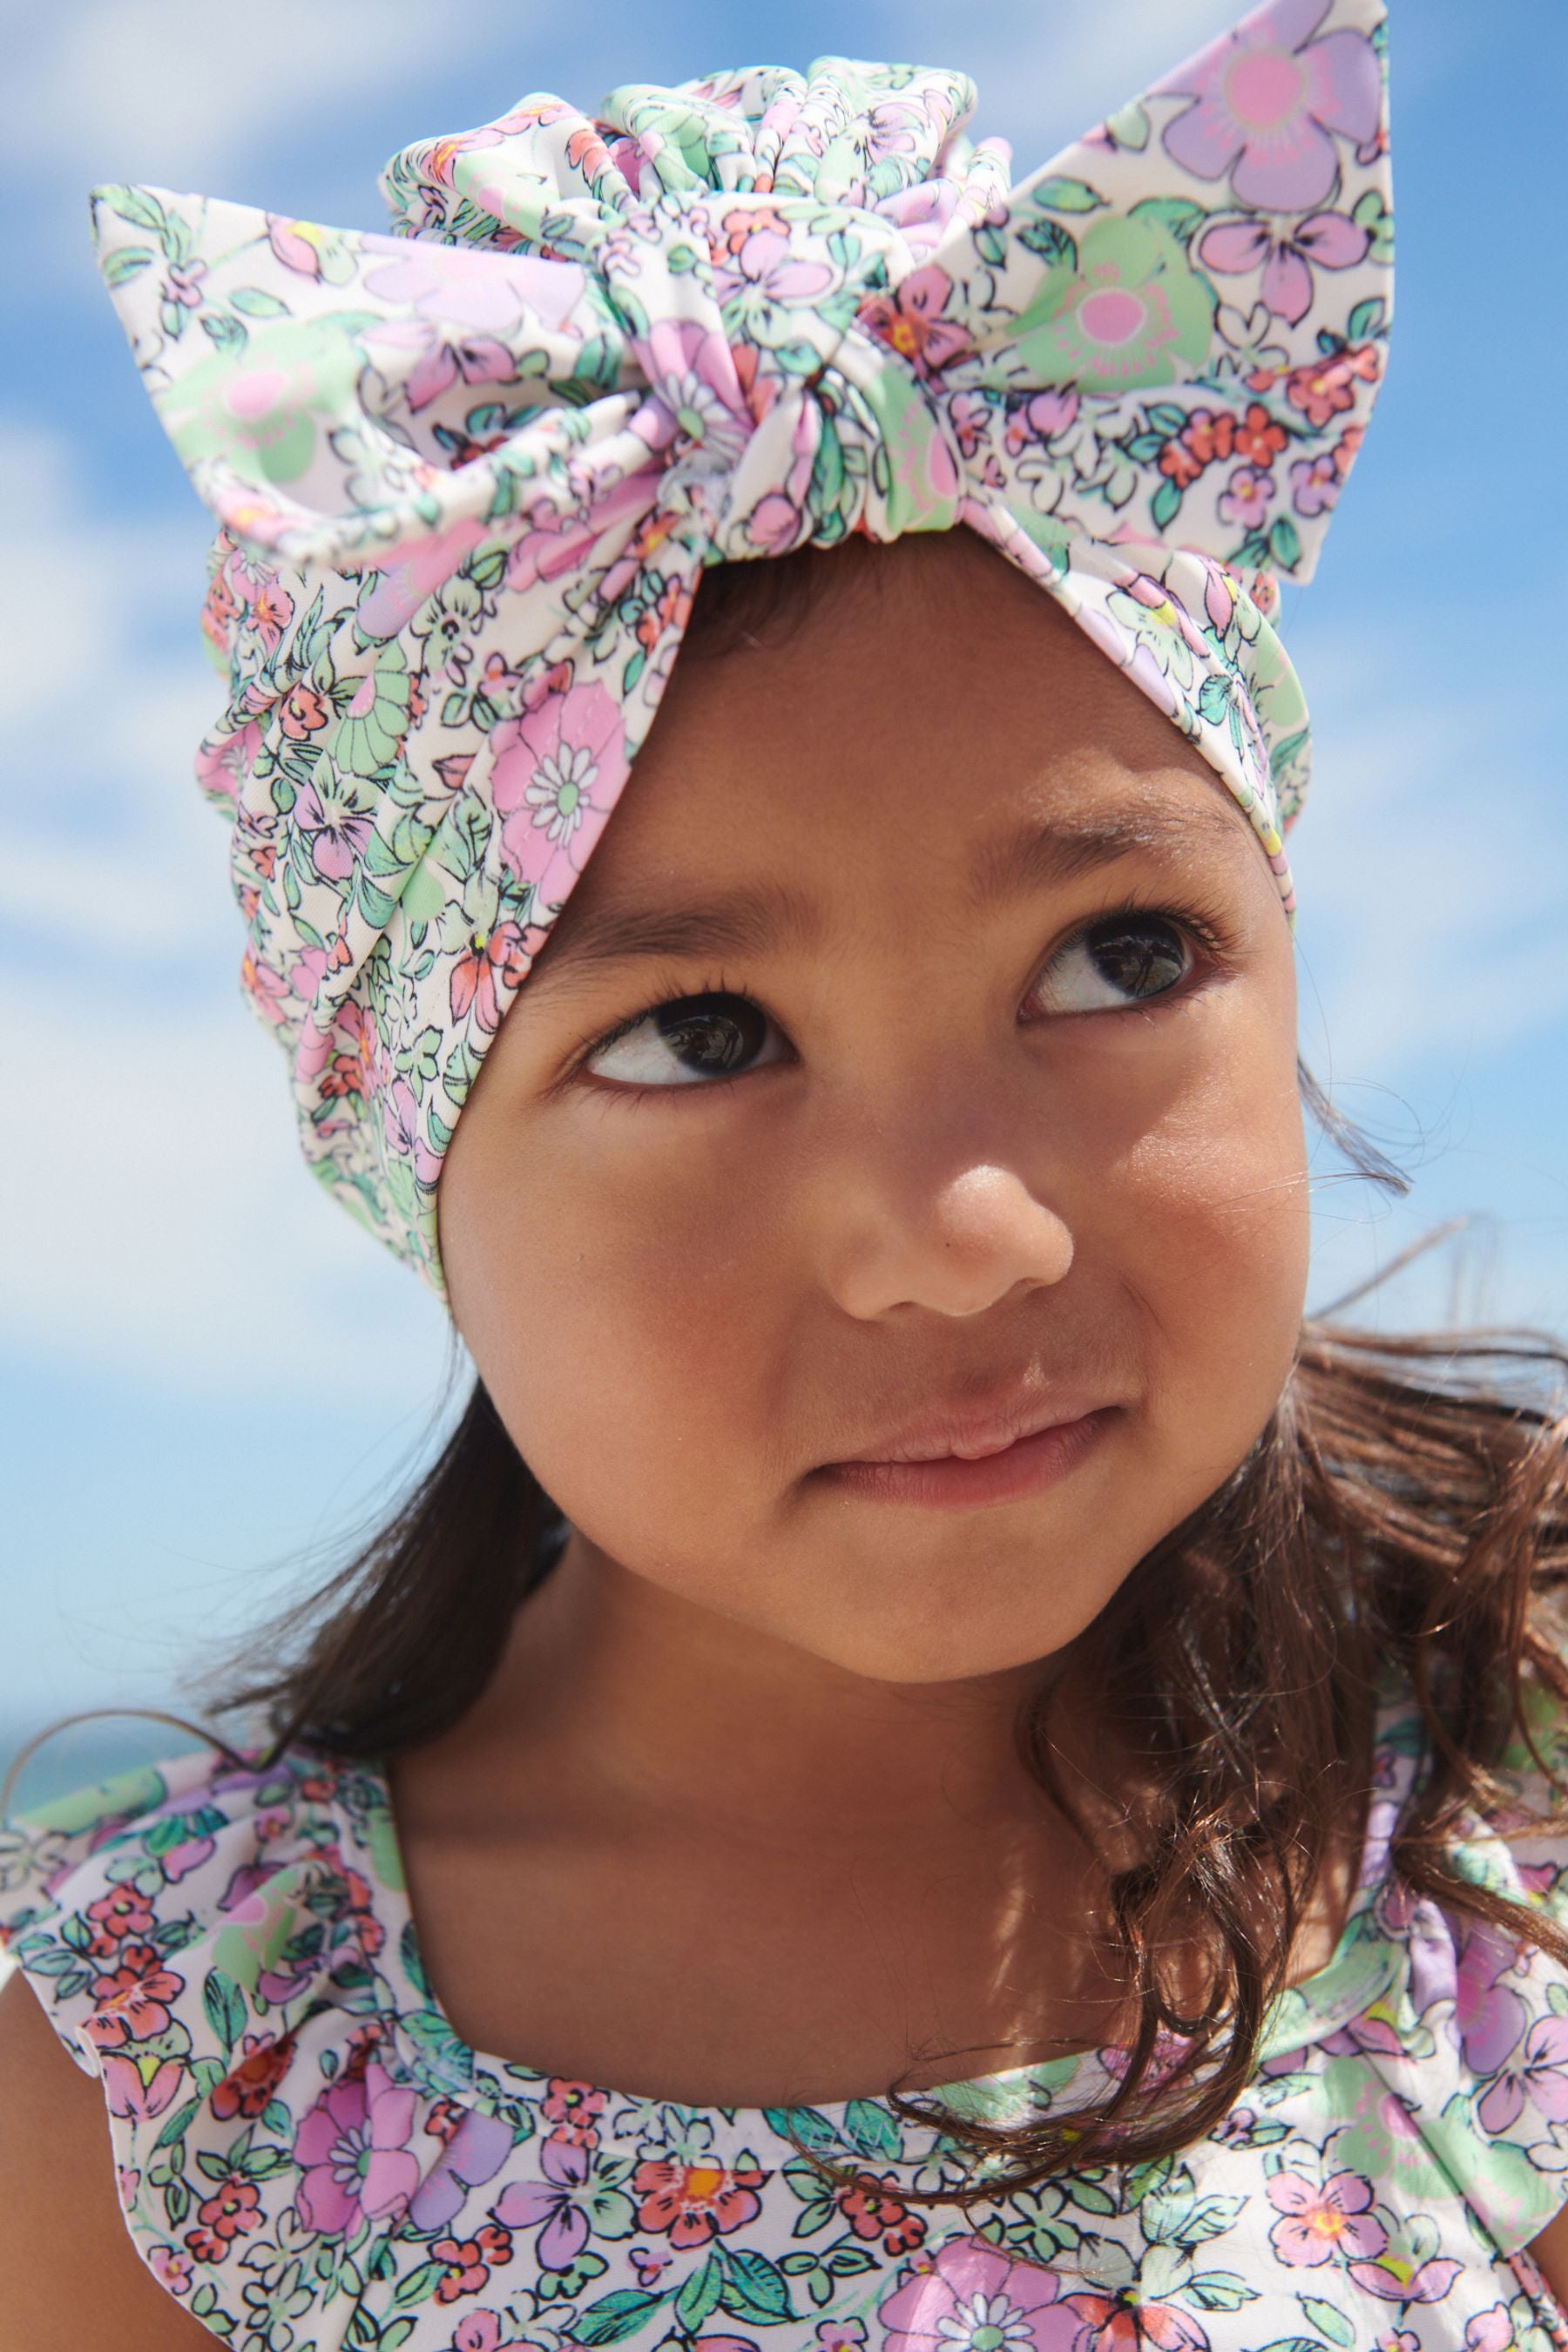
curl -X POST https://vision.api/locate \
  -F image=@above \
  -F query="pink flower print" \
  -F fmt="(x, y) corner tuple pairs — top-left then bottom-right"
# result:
(1348, 2255), (1463, 2305)
(1154, 0), (1382, 213)
(1290, 451), (1340, 517)
(1267, 2167), (1388, 2267)
(241, 949), (292, 1029)
(1375, 2335), (1420, 2352)
(1198, 208), (1370, 327)
(149, 2244), (195, 2296)
(949, 388), (994, 459)
(1217, 462), (1275, 529)
(84, 1942), (185, 2049)
(266, 216), (335, 278)
(857, 265), (970, 381)
(630, 2154), (766, 2251)
(879, 2234), (1080, 2352)
(454, 2315), (506, 2352)
(294, 2060), (422, 2237)
(1465, 2308), (1515, 2352)
(402, 330), (520, 416)
(294, 771), (375, 884)
(409, 2108), (516, 2232)
(1454, 1916), (1529, 2077)
(630, 2244), (672, 2288)
(162, 260), (207, 310)
(383, 1077), (445, 1188)
(431, 2224), (513, 2304)
(1477, 2011), (1568, 2137)
(493, 2132), (598, 2268)
(247, 581), (295, 654)
(279, 682), (330, 739)
(362, 240), (585, 335)
(817, 2321), (867, 2352)
(642, 316), (754, 472)
(727, 225), (836, 325)
(101, 2051), (185, 2122)
(1002, 389), (1080, 458)
(490, 677), (627, 882)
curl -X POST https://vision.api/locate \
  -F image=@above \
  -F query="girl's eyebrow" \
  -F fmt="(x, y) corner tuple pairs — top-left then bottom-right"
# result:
(528, 800), (1254, 995)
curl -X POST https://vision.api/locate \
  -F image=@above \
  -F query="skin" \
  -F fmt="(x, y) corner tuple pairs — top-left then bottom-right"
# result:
(395, 524), (1321, 2107)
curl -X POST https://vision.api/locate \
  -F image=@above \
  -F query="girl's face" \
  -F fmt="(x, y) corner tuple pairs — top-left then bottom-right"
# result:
(439, 531), (1308, 1684)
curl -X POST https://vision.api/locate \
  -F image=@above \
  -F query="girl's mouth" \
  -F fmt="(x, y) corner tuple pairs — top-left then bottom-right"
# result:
(819, 1405), (1120, 1511)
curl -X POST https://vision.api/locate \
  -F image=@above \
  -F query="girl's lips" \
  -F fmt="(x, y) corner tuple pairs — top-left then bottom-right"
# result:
(819, 1405), (1119, 1511)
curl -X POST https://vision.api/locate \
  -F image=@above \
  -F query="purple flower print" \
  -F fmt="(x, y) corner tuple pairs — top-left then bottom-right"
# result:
(1290, 451), (1341, 516)
(294, 772), (375, 884)
(1199, 209), (1370, 327)
(1266, 2168), (1388, 2267)
(492, 2132), (596, 2269)
(294, 2060), (422, 2237)
(1453, 1916), (1529, 2078)
(1154, 0), (1382, 213)
(1217, 463), (1275, 529)
(878, 2233), (1079, 2352)
(1348, 2255), (1463, 2305)
(1476, 2011), (1568, 2137)
(408, 2108), (516, 2231)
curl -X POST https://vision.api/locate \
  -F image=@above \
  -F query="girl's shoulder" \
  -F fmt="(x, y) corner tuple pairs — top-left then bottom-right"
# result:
(0, 1732), (440, 2342)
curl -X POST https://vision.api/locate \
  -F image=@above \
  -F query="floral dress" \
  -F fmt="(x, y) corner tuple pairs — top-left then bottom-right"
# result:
(7, 1671), (1568, 2352)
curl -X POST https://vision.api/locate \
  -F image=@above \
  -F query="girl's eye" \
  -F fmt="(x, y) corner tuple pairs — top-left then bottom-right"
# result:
(583, 991), (787, 1088)
(1028, 913), (1195, 1016)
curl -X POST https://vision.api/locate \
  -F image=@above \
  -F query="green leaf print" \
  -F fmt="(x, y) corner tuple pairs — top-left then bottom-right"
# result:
(1031, 176), (1105, 214)
(202, 1966), (246, 2055)
(719, 2246), (795, 2324)
(101, 244), (154, 287)
(391, 2260), (451, 2308)
(675, 2253), (723, 2332)
(152, 2096), (201, 2153)
(574, 2288), (667, 2344)
(842, 2097), (902, 2159)
(1298, 2294), (1355, 2349)
(229, 287), (288, 317)
(1186, 2273), (1260, 2310)
(98, 183), (168, 234)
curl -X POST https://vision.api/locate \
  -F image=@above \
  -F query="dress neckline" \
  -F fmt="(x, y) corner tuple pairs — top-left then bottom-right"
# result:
(335, 1672), (1428, 2159)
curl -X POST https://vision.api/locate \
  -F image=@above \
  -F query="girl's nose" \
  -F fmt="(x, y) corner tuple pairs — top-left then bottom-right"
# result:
(826, 1149), (1075, 1321)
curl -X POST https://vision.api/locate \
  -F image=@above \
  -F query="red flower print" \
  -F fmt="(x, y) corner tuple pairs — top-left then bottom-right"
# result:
(183, 2173), (263, 2263)
(280, 683), (330, 739)
(212, 2030), (295, 2121)
(632, 2157), (766, 2250)
(1232, 400), (1288, 466)
(449, 920), (530, 1031)
(431, 2224), (513, 2304)
(835, 2173), (927, 2255)
(84, 1886), (155, 1957)
(542, 2078), (607, 2148)
(84, 1942), (185, 2047)
(856, 266), (970, 380)
(1064, 2288), (1211, 2352)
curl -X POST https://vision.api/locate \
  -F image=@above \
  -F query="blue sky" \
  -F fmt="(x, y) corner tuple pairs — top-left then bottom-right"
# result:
(3, 0), (1566, 1815)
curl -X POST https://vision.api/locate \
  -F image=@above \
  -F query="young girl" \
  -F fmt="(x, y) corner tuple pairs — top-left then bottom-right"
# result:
(8, 6), (1568, 2348)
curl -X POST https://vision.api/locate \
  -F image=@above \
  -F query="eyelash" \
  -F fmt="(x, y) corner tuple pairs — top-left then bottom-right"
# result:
(567, 895), (1242, 1093)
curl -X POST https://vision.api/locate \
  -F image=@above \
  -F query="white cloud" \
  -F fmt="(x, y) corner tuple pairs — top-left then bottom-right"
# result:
(0, 416), (452, 1402)
(8, 0), (472, 189)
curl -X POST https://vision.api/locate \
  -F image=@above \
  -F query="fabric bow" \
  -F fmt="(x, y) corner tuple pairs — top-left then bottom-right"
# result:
(89, 0), (1391, 1294)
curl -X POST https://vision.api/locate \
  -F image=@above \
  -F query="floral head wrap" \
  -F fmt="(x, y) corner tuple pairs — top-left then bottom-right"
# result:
(90, 0), (1391, 1297)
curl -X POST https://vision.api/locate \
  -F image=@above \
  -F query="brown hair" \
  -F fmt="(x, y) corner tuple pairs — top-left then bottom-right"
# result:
(9, 538), (1568, 2212)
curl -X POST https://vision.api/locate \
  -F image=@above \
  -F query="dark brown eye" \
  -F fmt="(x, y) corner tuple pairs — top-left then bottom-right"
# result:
(1031, 916), (1193, 1014)
(585, 992), (784, 1087)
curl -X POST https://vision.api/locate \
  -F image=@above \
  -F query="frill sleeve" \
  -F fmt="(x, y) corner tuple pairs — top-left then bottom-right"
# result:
(0, 1738), (493, 2345)
(1373, 1670), (1568, 2260)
